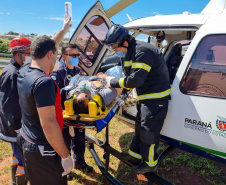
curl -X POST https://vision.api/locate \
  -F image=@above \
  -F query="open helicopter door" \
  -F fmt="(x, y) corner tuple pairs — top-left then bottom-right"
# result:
(69, 1), (111, 76)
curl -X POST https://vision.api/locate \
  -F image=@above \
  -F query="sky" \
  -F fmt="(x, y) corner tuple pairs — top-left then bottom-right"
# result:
(0, 0), (210, 37)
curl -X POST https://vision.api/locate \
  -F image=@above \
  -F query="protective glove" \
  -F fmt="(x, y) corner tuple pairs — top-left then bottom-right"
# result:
(61, 155), (73, 176)
(14, 129), (20, 134)
(106, 76), (115, 88)
(62, 15), (72, 33)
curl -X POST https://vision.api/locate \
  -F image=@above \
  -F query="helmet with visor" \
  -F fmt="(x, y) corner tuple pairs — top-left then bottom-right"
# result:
(102, 24), (129, 49)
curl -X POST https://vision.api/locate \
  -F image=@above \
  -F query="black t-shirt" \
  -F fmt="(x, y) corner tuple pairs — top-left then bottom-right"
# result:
(17, 64), (57, 144)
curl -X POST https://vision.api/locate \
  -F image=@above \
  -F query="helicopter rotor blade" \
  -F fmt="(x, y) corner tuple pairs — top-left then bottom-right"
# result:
(105, 0), (137, 18)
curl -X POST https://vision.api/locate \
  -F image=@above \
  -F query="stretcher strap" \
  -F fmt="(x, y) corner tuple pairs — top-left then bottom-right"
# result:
(95, 103), (119, 133)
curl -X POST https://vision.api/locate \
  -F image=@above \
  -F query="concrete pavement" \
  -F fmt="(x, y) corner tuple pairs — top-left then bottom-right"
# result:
(0, 59), (10, 68)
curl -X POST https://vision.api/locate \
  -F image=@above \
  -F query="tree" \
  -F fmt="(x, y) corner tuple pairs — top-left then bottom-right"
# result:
(43, 35), (52, 38)
(30, 33), (37, 37)
(59, 41), (65, 47)
(0, 43), (10, 54)
(0, 40), (3, 44)
(6, 31), (19, 35)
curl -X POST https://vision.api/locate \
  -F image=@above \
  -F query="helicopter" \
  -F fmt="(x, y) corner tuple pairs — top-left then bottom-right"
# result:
(67, 0), (226, 184)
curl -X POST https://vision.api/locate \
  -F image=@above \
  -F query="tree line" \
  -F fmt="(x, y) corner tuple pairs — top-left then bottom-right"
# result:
(0, 31), (39, 54)
(0, 31), (67, 54)
(5, 31), (38, 38)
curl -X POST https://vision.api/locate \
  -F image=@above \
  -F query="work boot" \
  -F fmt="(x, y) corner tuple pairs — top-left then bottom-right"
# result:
(120, 153), (141, 165)
(132, 162), (157, 174)
(74, 162), (94, 172)
(11, 165), (17, 185)
(15, 175), (27, 185)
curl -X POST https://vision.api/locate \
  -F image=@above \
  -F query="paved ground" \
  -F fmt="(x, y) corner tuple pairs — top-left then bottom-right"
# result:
(0, 59), (10, 68)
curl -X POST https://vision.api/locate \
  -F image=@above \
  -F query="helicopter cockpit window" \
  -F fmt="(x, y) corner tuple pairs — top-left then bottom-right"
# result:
(74, 15), (109, 67)
(180, 34), (226, 98)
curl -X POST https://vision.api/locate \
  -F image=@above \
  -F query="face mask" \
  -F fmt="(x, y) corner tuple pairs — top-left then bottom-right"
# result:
(24, 56), (32, 64)
(115, 50), (127, 58)
(80, 84), (91, 94)
(69, 57), (79, 66)
(52, 54), (60, 72)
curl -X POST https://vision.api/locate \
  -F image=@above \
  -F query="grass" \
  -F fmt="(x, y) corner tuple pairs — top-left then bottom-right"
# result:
(0, 57), (10, 59)
(0, 140), (12, 160)
(0, 118), (225, 185)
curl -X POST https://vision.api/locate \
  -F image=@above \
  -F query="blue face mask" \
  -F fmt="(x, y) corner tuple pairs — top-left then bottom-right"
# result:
(115, 50), (127, 58)
(69, 57), (79, 66)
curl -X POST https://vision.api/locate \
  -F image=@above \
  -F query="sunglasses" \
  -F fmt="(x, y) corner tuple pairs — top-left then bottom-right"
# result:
(64, 53), (80, 58)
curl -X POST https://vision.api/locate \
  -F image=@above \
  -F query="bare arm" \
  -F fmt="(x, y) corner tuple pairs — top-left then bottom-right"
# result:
(51, 16), (72, 48)
(97, 72), (108, 80)
(37, 105), (69, 158)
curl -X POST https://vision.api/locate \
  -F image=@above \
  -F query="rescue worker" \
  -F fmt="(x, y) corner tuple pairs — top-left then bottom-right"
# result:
(51, 43), (94, 172)
(17, 17), (73, 185)
(98, 24), (171, 174)
(0, 37), (31, 185)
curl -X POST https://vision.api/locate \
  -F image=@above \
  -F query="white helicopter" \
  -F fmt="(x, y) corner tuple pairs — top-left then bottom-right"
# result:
(67, 0), (226, 183)
(123, 0), (226, 165)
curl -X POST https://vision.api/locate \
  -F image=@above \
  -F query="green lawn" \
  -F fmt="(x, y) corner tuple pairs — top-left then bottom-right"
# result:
(0, 118), (225, 185)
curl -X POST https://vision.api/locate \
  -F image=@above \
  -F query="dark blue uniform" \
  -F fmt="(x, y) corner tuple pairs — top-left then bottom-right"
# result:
(0, 59), (22, 141)
(0, 59), (25, 178)
(51, 61), (86, 165)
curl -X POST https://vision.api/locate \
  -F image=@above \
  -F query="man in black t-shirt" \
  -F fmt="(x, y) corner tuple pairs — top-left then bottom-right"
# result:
(17, 17), (73, 185)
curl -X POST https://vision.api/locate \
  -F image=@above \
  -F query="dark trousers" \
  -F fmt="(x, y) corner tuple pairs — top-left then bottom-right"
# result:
(63, 126), (85, 164)
(17, 133), (67, 185)
(129, 99), (169, 166)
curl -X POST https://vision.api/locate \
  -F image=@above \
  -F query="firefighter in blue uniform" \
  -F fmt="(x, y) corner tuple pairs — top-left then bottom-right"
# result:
(0, 37), (31, 184)
(99, 24), (171, 174)
(51, 43), (93, 172)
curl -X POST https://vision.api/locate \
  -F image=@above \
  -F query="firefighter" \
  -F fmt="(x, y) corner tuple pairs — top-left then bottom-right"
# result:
(98, 24), (171, 174)
(0, 37), (31, 184)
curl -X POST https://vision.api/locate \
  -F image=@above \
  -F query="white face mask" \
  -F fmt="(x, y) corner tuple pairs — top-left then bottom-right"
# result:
(24, 56), (32, 64)
(52, 54), (60, 72)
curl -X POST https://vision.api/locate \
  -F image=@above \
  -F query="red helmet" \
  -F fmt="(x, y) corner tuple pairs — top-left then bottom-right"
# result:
(8, 37), (31, 52)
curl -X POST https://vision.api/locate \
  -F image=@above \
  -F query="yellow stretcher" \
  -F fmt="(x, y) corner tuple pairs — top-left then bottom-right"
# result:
(63, 101), (115, 122)
(62, 93), (127, 132)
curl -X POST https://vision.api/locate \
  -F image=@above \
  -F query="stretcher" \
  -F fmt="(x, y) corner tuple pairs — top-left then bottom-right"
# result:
(63, 96), (122, 133)
(63, 91), (174, 185)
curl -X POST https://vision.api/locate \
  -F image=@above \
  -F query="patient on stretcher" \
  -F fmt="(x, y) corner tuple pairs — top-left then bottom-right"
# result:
(63, 66), (123, 117)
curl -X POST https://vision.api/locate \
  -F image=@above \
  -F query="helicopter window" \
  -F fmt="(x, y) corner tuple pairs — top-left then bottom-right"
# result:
(74, 15), (109, 67)
(180, 34), (226, 98)
(182, 45), (189, 56)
